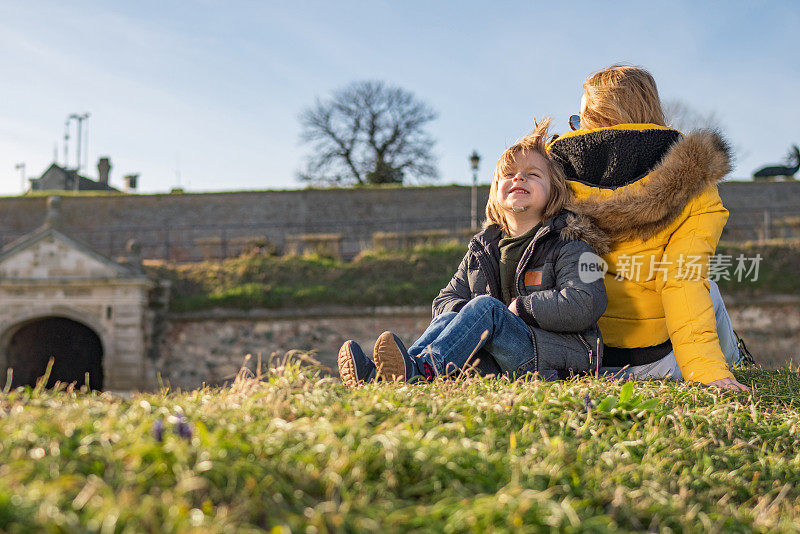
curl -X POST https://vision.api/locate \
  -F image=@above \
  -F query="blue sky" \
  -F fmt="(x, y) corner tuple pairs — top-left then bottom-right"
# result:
(1, 1), (798, 195)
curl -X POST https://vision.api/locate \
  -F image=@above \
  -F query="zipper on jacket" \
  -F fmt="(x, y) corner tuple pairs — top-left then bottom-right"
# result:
(471, 233), (540, 374)
(515, 225), (551, 296)
(577, 333), (593, 367)
(470, 240), (502, 300)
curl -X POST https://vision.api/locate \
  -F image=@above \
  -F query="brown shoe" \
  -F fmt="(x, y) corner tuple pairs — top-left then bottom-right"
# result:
(373, 331), (418, 382)
(337, 340), (376, 387)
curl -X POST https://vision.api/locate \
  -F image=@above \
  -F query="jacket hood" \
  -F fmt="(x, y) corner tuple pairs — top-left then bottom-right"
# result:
(550, 124), (683, 189)
(475, 209), (611, 255)
(548, 125), (732, 244)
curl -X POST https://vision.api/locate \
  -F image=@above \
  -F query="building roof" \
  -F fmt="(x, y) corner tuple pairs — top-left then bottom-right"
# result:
(29, 163), (120, 192)
(0, 225), (145, 279)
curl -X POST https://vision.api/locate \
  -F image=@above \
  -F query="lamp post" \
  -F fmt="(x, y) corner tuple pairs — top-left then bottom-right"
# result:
(469, 150), (481, 230)
(64, 112), (89, 191)
(68, 112), (90, 172)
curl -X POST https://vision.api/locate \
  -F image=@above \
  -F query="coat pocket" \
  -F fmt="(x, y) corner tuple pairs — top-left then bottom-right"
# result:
(575, 333), (596, 371)
(533, 328), (592, 373)
(512, 356), (538, 380)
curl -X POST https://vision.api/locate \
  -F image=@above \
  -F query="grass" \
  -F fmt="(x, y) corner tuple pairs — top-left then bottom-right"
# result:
(1, 358), (799, 532)
(149, 244), (466, 312)
(151, 240), (800, 313)
(715, 240), (800, 297)
(18, 190), (126, 197)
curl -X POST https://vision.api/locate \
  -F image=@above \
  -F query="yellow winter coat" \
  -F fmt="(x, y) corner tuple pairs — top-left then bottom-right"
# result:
(548, 124), (734, 384)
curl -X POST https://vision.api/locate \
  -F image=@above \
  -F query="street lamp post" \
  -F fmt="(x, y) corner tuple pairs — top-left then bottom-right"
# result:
(469, 150), (481, 230)
(64, 112), (89, 191)
(69, 112), (90, 172)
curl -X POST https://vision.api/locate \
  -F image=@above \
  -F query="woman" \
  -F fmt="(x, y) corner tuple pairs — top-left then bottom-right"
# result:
(548, 64), (748, 390)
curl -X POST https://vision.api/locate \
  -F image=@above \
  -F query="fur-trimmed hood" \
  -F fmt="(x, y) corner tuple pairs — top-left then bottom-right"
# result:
(475, 209), (611, 255)
(548, 125), (733, 244)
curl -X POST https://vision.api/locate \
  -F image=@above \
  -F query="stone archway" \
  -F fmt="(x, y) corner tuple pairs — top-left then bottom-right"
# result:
(2, 316), (104, 390)
(0, 222), (161, 391)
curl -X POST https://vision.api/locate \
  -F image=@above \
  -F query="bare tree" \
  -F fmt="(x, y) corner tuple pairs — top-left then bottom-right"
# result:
(663, 99), (723, 132)
(298, 81), (439, 185)
(663, 99), (746, 165)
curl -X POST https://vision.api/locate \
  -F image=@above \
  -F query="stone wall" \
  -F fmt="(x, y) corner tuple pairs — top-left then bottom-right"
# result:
(0, 187), (477, 260)
(158, 307), (432, 390)
(726, 296), (800, 369)
(157, 298), (800, 390)
(1, 182), (798, 260)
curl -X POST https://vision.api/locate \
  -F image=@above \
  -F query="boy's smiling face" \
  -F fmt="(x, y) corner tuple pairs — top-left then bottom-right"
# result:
(497, 150), (551, 217)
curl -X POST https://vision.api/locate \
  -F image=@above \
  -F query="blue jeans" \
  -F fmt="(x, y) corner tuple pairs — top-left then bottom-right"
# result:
(409, 295), (535, 376)
(600, 281), (742, 380)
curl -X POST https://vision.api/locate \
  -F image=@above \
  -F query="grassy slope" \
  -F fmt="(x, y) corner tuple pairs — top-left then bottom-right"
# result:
(1, 362), (798, 532)
(150, 244), (465, 312)
(715, 241), (800, 297)
(152, 241), (800, 312)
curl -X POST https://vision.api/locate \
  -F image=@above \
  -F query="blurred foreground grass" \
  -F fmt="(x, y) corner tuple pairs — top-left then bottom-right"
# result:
(1, 358), (798, 532)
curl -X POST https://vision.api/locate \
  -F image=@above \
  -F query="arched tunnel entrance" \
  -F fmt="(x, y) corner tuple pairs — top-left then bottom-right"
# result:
(3, 317), (104, 390)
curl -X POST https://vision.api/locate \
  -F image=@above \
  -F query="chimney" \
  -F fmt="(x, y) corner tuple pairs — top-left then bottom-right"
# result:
(124, 173), (139, 192)
(97, 157), (111, 185)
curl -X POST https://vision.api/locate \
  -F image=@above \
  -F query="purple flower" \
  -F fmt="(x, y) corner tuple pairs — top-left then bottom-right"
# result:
(583, 393), (593, 412)
(152, 419), (164, 442)
(174, 416), (193, 440)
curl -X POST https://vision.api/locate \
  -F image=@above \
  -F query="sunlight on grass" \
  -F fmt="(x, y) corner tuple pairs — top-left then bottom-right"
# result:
(152, 241), (799, 314)
(1, 355), (798, 531)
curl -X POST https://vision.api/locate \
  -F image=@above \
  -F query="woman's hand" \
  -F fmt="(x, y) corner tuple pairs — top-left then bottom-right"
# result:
(708, 377), (750, 391)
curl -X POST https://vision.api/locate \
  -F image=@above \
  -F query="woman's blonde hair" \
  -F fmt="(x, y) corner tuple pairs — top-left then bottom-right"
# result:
(484, 118), (567, 233)
(581, 64), (666, 129)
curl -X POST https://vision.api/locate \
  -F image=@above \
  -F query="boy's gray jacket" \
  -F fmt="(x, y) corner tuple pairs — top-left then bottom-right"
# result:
(433, 210), (610, 375)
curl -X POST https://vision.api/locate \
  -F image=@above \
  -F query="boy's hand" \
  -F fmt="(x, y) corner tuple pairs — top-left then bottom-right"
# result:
(508, 299), (519, 315)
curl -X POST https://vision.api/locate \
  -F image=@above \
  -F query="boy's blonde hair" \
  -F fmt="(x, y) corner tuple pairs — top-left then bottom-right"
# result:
(581, 64), (666, 129)
(484, 118), (567, 234)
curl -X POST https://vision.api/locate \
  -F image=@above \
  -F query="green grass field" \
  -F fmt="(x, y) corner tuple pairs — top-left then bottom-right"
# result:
(2, 358), (798, 532)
